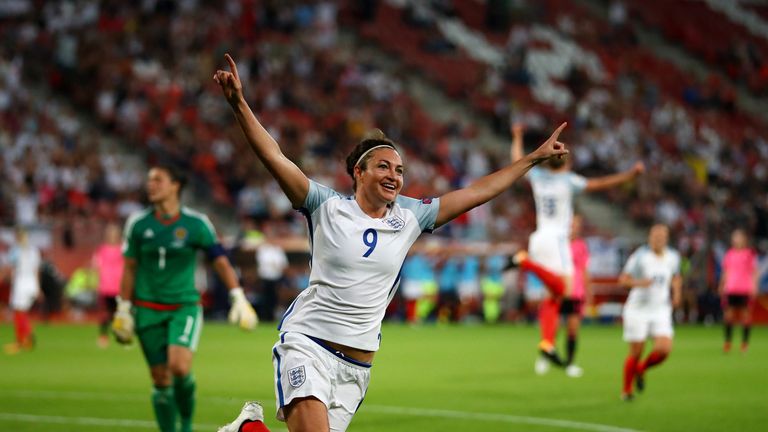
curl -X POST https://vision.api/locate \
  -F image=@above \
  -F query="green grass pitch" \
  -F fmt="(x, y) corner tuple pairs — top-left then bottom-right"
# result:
(0, 322), (765, 431)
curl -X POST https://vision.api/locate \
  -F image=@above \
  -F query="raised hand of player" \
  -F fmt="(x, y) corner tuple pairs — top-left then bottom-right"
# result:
(634, 161), (645, 175)
(530, 122), (568, 165)
(511, 122), (525, 138)
(213, 54), (244, 106)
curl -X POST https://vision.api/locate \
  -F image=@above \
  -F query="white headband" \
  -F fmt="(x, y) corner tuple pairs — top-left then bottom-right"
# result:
(355, 144), (400, 169)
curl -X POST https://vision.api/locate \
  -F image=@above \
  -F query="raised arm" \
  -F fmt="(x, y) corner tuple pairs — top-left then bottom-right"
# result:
(214, 54), (309, 208)
(510, 123), (524, 163)
(584, 161), (644, 192)
(435, 122), (568, 228)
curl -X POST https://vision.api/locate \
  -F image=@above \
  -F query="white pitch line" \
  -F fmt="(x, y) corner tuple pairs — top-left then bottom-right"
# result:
(364, 405), (642, 432)
(0, 413), (288, 432)
(0, 390), (642, 432)
(0, 412), (217, 430)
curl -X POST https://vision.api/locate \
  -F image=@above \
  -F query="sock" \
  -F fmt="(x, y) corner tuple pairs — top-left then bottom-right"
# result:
(538, 298), (560, 344)
(623, 356), (638, 395)
(521, 260), (564, 296)
(152, 386), (177, 432)
(566, 334), (577, 365)
(637, 350), (668, 375)
(742, 325), (751, 348)
(174, 374), (196, 432)
(241, 421), (271, 432)
(540, 345), (565, 367)
(724, 323), (733, 343)
(13, 311), (32, 345)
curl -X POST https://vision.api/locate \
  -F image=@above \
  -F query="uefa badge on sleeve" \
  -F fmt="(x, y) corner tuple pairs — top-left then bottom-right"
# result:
(288, 366), (306, 388)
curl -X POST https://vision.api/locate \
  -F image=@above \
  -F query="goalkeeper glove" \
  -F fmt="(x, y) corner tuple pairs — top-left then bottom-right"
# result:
(228, 287), (258, 330)
(112, 297), (135, 344)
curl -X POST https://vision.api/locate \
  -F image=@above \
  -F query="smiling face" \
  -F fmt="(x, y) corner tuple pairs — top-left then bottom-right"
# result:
(146, 167), (180, 205)
(355, 147), (404, 207)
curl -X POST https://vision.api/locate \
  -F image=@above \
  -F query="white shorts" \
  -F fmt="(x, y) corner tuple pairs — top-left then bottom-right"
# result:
(528, 230), (573, 276)
(622, 306), (674, 342)
(272, 332), (371, 431)
(10, 278), (39, 311)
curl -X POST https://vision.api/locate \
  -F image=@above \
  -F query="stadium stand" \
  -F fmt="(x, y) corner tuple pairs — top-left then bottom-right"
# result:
(1, 0), (768, 324)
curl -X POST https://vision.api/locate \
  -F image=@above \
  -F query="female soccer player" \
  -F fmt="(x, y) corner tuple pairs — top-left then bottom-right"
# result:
(619, 224), (681, 401)
(561, 213), (591, 377)
(93, 223), (124, 348)
(509, 122), (643, 375)
(3, 227), (41, 355)
(719, 228), (758, 353)
(213, 54), (568, 432)
(112, 164), (257, 432)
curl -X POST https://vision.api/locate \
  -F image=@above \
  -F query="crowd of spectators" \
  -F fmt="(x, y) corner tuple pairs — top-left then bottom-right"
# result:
(2, 1), (768, 322)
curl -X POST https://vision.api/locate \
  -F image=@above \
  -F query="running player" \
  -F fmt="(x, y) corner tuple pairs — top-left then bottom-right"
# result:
(112, 164), (257, 432)
(561, 213), (591, 376)
(619, 224), (681, 401)
(510, 123), (644, 373)
(719, 228), (757, 353)
(213, 54), (568, 432)
(3, 227), (41, 355)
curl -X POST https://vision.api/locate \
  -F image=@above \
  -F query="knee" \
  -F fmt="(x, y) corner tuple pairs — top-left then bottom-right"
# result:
(169, 360), (191, 377)
(150, 368), (172, 387)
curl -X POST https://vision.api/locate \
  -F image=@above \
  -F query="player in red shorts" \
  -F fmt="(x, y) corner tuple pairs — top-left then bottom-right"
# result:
(719, 228), (758, 353)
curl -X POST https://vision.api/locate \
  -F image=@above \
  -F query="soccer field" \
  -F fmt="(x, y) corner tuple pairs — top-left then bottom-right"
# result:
(0, 323), (764, 432)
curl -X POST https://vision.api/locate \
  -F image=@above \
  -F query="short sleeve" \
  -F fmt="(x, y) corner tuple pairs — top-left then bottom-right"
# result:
(671, 250), (681, 275)
(122, 213), (142, 259)
(197, 214), (218, 249)
(569, 172), (587, 194)
(396, 195), (440, 232)
(622, 250), (641, 278)
(302, 180), (343, 214)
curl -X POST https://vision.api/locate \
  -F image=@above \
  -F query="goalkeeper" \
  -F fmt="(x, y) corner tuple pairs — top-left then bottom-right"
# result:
(112, 163), (257, 432)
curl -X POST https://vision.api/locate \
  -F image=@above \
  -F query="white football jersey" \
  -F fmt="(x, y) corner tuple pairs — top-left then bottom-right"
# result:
(622, 246), (680, 308)
(528, 167), (587, 233)
(279, 180), (440, 351)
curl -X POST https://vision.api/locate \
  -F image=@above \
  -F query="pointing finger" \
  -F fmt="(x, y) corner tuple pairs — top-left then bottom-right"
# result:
(548, 122), (568, 143)
(225, 53), (239, 81)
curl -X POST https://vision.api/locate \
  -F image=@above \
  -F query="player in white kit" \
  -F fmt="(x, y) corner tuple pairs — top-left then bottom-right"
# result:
(213, 54), (568, 432)
(4, 227), (42, 355)
(619, 224), (681, 401)
(509, 123), (644, 375)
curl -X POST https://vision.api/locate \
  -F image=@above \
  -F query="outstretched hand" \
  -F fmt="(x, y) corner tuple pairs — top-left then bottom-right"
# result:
(632, 161), (645, 176)
(530, 122), (568, 165)
(213, 54), (243, 106)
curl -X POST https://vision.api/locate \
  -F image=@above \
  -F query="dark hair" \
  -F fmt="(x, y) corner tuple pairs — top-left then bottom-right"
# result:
(345, 129), (398, 191)
(546, 154), (567, 169)
(152, 163), (188, 196)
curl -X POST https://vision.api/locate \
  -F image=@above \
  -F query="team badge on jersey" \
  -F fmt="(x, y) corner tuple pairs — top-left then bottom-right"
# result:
(174, 228), (188, 241)
(383, 215), (405, 230)
(143, 229), (154, 239)
(288, 366), (306, 388)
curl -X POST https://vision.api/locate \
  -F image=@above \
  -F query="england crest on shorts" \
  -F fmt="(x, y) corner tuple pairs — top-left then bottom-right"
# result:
(288, 366), (306, 388)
